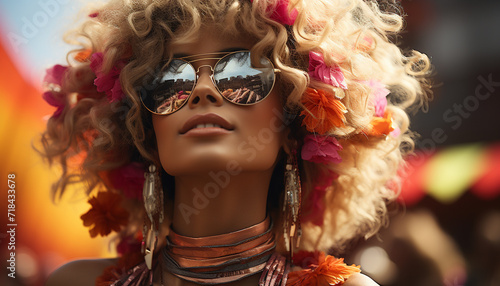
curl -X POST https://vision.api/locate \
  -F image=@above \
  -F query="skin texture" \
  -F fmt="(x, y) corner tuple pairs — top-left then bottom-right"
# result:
(153, 25), (287, 239)
(150, 25), (287, 285)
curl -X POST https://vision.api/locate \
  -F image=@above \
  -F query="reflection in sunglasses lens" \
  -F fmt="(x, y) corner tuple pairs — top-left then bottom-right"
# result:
(152, 61), (195, 114)
(215, 52), (274, 105)
(144, 51), (275, 115)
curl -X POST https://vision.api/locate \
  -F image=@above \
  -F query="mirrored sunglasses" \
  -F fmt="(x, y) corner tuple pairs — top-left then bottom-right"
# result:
(140, 51), (280, 115)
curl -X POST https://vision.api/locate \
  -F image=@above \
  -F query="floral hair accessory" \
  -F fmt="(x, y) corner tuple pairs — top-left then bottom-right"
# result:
(301, 134), (343, 164)
(42, 65), (69, 118)
(365, 80), (390, 117)
(309, 51), (347, 89)
(89, 52), (126, 102)
(44, 64), (67, 85)
(107, 162), (146, 200)
(301, 169), (338, 226)
(301, 88), (347, 134)
(250, 0), (298, 25)
(96, 250), (144, 286)
(74, 49), (92, 62)
(42, 91), (66, 118)
(390, 126), (401, 137)
(366, 111), (395, 137)
(116, 233), (142, 255)
(287, 251), (361, 286)
(80, 191), (129, 237)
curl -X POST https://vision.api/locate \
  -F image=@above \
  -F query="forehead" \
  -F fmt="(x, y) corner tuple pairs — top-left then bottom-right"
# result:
(169, 25), (255, 56)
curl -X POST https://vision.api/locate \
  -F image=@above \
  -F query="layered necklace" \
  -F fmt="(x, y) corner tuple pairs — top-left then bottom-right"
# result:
(161, 216), (289, 285)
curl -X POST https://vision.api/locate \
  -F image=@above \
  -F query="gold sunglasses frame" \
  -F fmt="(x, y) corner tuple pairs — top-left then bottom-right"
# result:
(141, 50), (281, 115)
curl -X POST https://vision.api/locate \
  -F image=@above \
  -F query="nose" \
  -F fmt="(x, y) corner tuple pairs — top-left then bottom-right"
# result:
(187, 66), (224, 108)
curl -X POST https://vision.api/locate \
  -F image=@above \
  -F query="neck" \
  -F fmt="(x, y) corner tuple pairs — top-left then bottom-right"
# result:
(171, 170), (273, 237)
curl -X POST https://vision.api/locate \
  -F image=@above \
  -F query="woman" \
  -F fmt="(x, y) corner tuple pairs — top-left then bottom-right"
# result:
(39, 0), (430, 285)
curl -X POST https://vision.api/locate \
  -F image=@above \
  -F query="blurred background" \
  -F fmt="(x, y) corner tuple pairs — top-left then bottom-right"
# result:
(0, 0), (499, 285)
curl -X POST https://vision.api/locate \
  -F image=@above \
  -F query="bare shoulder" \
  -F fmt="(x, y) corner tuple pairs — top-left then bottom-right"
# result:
(343, 273), (379, 286)
(45, 258), (118, 286)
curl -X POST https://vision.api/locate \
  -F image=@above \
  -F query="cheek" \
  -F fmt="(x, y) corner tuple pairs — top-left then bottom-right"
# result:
(152, 116), (178, 173)
(239, 93), (286, 167)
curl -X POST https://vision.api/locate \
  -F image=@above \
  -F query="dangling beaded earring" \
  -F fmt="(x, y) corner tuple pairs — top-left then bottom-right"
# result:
(142, 164), (164, 270)
(283, 149), (302, 259)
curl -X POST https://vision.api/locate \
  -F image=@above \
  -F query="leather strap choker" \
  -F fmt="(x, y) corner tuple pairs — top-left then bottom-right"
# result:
(162, 217), (275, 284)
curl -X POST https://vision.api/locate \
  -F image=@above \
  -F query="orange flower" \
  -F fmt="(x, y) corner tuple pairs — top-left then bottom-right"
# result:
(80, 191), (129, 237)
(366, 111), (394, 137)
(301, 88), (347, 134)
(95, 264), (121, 286)
(287, 252), (361, 286)
(74, 49), (92, 62)
(95, 251), (144, 285)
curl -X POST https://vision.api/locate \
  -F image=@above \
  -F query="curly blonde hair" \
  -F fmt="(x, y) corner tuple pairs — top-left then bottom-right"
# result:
(38, 0), (430, 255)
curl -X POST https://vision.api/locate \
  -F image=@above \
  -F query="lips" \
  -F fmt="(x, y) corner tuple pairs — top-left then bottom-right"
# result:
(180, 113), (234, 134)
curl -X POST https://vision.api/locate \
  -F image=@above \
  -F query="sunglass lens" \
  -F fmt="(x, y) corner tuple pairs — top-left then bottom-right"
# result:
(214, 52), (275, 104)
(145, 60), (195, 114)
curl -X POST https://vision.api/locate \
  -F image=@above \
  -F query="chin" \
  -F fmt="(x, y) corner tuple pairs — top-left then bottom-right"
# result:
(161, 153), (278, 177)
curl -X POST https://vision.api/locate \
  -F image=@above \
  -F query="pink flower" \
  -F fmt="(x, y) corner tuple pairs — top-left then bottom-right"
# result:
(250, 0), (298, 25)
(42, 91), (65, 118)
(44, 64), (68, 85)
(107, 162), (145, 200)
(302, 169), (338, 226)
(89, 52), (125, 102)
(390, 126), (401, 137)
(301, 134), (343, 164)
(365, 80), (389, 117)
(42, 65), (68, 118)
(308, 51), (347, 89)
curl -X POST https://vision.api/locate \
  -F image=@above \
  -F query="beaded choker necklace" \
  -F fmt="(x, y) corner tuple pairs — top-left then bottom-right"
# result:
(162, 216), (282, 285)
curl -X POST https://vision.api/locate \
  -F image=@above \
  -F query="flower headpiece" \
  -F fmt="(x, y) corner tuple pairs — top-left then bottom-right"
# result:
(105, 162), (146, 200)
(42, 65), (69, 118)
(89, 52), (126, 102)
(80, 191), (129, 238)
(363, 80), (398, 137)
(308, 51), (347, 89)
(251, 0), (298, 25)
(287, 251), (361, 286)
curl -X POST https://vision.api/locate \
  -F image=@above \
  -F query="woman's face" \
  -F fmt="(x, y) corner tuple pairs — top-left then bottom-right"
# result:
(152, 26), (287, 176)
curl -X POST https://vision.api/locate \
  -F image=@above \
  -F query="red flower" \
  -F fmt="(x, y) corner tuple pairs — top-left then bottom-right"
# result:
(301, 88), (347, 134)
(301, 169), (338, 226)
(107, 162), (145, 200)
(89, 52), (125, 102)
(42, 65), (68, 118)
(293, 250), (326, 268)
(42, 91), (66, 118)
(250, 0), (298, 25)
(80, 191), (129, 237)
(44, 64), (67, 85)
(287, 251), (361, 286)
(116, 233), (142, 255)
